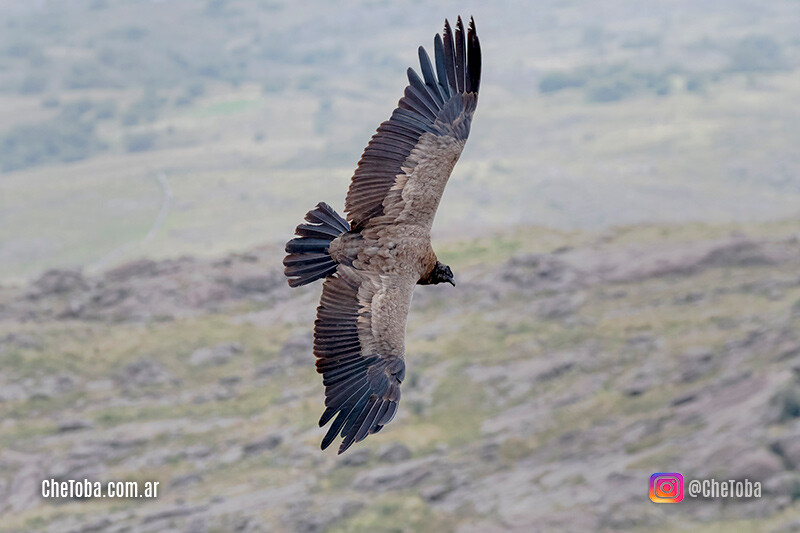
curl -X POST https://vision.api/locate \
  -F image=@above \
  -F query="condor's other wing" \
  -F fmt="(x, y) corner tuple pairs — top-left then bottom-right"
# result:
(344, 16), (481, 232)
(314, 266), (416, 454)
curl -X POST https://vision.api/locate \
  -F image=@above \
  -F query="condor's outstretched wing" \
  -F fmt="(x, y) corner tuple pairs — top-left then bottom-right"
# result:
(314, 266), (415, 454)
(345, 16), (481, 232)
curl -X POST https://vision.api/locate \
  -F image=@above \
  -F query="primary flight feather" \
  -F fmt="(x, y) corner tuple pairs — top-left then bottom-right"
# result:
(283, 16), (481, 454)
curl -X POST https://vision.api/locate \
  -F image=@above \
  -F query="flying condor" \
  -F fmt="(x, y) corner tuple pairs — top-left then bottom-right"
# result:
(284, 17), (481, 454)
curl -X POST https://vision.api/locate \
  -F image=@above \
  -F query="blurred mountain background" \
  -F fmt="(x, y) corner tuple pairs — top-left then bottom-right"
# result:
(0, 0), (799, 531)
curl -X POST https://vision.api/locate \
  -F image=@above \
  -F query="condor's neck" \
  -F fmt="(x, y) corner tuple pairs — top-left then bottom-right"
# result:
(417, 249), (439, 285)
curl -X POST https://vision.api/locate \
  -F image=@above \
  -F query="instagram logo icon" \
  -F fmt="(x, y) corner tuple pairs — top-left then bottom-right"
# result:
(649, 473), (684, 503)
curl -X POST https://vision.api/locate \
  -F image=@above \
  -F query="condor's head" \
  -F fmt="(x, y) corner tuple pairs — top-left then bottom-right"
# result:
(419, 261), (455, 287)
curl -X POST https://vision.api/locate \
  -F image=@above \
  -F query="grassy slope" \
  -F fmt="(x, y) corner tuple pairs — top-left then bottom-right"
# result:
(1, 218), (800, 531)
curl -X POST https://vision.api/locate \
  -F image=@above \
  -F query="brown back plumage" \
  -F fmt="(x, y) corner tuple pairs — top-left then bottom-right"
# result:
(284, 17), (481, 454)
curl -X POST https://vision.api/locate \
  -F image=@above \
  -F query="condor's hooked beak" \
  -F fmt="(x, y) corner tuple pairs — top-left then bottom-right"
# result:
(446, 274), (456, 286)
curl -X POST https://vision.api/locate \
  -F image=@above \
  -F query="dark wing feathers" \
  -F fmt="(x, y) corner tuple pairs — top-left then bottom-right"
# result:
(417, 47), (444, 105)
(454, 17), (466, 93)
(405, 70), (439, 118)
(442, 19), (458, 95)
(344, 16), (481, 230)
(314, 267), (406, 454)
(467, 17), (481, 94)
(433, 34), (451, 99)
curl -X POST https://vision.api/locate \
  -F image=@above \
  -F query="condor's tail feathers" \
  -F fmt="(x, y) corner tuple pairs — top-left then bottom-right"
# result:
(284, 203), (350, 288)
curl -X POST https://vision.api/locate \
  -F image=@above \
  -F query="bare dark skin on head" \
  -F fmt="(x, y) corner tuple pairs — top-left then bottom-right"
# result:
(418, 261), (455, 286)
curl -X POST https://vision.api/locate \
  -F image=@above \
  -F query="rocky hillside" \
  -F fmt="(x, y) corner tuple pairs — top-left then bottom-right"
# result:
(2, 220), (800, 532)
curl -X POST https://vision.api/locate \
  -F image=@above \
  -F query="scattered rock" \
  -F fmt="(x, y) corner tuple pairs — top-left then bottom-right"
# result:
(701, 239), (775, 269)
(597, 498), (662, 531)
(280, 332), (313, 366)
(243, 434), (283, 456)
(777, 342), (800, 362)
(29, 269), (88, 297)
(77, 517), (113, 533)
(7, 460), (44, 512)
(478, 441), (500, 463)
(501, 254), (579, 293)
(764, 472), (800, 497)
(219, 446), (244, 465)
(771, 518), (800, 533)
(351, 458), (433, 491)
(225, 272), (281, 294)
(772, 431), (800, 469)
(535, 293), (584, 320)
(2, 332), (43, 351)
(107, 437), (148, 450)
(534, 360), (575, 383)
(189, 342), (244, 366)
(378, 443), (411, 463)
(768, 381), (800, 424)
(670, 393), (697, 406)
(420, 475), (457, 502)
(58, 420), (94, 433)
(105, 259), (160, 282)
(338, 448), (371, 467)
(5, 252), (286, 323)
(678, 347), (716, 383)
(170, 473), (203, 489)
(254, 362), (281, 377)
(185, 445), (214, 460)
(141, 504), (208, 524)
(727, 448), (784, 481)
(90, 287), (129, 308)
(0, 382), (28, 402)
(621, 367), (660, 397)
(117, 358), (171, 387)
(219, 375), (242, 387)
(281, 499), (362, 533)
(674, 291), (705, 304)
